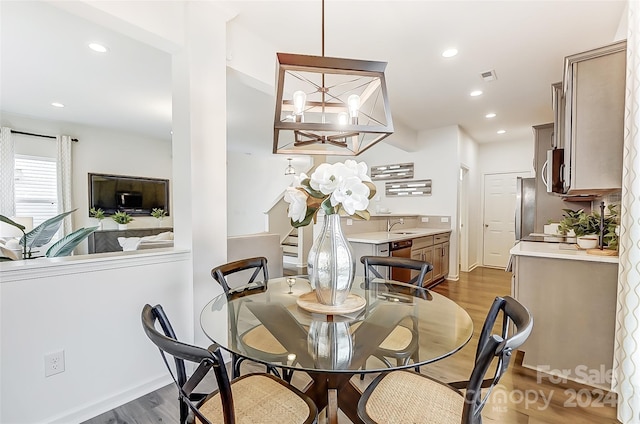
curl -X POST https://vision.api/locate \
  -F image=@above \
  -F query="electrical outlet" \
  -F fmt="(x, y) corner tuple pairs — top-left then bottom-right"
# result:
(45, 350), (65, 377)
(346, 218), (353, 226)
(441, 217), (449, 223)
(399, 218), (404, 224)
(421, 217), (429, 223)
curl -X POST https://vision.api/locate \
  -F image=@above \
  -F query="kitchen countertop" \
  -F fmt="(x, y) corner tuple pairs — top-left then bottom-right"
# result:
(509, 241), (619, 264)
(348, 228), (451, 244)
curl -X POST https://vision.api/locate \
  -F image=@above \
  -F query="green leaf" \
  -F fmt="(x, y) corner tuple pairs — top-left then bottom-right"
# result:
(20, 209), (76, 250)
(45, 226), (98, 257)
(290, 207), (318, 228)
(320, 197), (335, 215)
(0, 215), (26, 232)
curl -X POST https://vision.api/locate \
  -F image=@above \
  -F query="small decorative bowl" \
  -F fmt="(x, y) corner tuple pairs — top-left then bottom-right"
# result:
(577, 236), (598, 249)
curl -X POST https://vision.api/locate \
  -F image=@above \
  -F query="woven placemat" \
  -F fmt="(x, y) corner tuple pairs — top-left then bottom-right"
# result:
(296, 291), (366, 315)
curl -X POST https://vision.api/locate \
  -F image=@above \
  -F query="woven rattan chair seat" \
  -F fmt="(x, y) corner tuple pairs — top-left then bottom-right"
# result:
(351, 322), (413, 351)
(198, 374), (313, 423)
(241, 325), (288, 355)
(363, 370), (463, 424)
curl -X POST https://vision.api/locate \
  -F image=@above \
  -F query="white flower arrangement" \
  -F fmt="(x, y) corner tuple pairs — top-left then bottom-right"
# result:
(283, 160), (377, 227)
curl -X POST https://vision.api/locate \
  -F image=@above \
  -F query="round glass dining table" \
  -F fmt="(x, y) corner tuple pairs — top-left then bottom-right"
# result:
(200, 276), (473, 424)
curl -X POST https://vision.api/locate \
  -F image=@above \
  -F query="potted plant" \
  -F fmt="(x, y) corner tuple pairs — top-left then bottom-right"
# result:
(559, 205), (619, 250)
(0, 209), (98, 260)
(151, 208), (167, 227)
(112, 211), (133, 230)
(89, 207), (106, 230)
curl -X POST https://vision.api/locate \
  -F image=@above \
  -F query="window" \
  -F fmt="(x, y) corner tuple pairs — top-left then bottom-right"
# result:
(14, 155), (58, 227)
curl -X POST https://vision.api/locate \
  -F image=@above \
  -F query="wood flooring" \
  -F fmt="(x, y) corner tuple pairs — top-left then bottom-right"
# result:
(83, 267), (620, 424)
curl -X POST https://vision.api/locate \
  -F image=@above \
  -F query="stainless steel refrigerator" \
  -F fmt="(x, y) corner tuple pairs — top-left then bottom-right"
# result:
(515, 177), (536, 240)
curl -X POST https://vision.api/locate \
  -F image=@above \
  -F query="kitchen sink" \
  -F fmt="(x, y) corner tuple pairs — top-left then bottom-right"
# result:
(391, 231), (417, 235)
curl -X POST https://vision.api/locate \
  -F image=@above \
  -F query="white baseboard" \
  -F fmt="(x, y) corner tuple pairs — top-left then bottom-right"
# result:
(468, 262), (479, 272)
(47, 375), (171, 424)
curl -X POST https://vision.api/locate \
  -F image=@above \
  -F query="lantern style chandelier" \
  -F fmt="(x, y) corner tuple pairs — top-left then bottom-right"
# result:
(273, 0), (393, 156)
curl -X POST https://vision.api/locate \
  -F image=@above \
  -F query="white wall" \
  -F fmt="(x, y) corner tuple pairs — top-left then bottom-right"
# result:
(0, 252), (191, 424)
(227, 153), (312, 236)
(1, 113), (174, 253)
(1, 2), (230, 423)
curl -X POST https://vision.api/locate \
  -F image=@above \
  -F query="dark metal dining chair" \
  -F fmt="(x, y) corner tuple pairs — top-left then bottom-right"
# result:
(211, 257), (293, 381)
(360, 256), (433, 299)
(141, 304), (318, 424)
(357, 256), (433, 378)
(357, 295), (534, 424)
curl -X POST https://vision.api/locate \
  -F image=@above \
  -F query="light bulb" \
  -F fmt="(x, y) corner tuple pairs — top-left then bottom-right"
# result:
(292, 91), (306, 115)
(338, 112), (349, 125)
(348, 94), (360, 116)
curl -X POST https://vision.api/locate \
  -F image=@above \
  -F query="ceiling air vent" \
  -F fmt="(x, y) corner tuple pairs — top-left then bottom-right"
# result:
(480, 70), (497, 82)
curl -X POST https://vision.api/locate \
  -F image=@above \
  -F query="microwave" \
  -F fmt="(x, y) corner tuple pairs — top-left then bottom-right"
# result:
(544, 148), (565, 194)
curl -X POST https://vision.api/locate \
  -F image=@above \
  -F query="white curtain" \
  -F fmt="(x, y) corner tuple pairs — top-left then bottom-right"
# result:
(614, 1), (640, 422)
(56, 135), (73, 236)
(0, 127), (15, 217)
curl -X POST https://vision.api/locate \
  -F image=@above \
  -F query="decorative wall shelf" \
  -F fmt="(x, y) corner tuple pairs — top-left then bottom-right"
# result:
(371, 163), (414, 180)
(385, 180), (432, 197)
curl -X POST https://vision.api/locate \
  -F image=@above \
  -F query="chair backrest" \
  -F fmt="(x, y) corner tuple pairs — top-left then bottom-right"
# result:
(141, 304), (235, 424)
(211, 256), (269, 298)
(360, 256), (432, 296)
(461, 296), (533, 424)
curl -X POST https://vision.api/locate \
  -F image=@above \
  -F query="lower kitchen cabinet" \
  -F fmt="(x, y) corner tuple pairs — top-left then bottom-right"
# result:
(410, 233), (450, 286)
(351, 241), (389, 277)
(511, 252), (617, 390)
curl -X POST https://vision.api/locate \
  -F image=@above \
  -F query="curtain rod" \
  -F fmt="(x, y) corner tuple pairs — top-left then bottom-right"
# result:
(10, 130), (78, 143)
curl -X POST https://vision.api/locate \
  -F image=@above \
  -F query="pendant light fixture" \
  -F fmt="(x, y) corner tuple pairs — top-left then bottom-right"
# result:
(273, 0), (393, 156)
(284, 158), (296, 175)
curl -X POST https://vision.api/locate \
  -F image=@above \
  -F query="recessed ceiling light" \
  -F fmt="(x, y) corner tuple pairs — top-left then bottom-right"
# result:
(470, 90), (483, 97)
(497, 130), (506, 134)
(51, 102), (65, 108)
(88, 43), (108, 53)
(485, 113), (497, 118)
(442, 48), (458, 58)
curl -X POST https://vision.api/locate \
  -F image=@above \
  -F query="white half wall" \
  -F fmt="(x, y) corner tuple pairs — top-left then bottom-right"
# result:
(0, 251), (192, 424)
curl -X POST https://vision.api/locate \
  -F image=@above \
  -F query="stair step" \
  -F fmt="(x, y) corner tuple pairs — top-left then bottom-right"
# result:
(283, 251), (298, 258)
(282, 242), (298, 247)
(282, 245), (298, 254)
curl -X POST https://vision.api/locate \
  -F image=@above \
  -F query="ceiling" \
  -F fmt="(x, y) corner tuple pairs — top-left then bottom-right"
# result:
(1, 1), (627, 153)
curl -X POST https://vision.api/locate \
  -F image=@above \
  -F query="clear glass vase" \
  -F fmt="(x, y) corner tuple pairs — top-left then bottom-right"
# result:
(307, 213), (355, 305)
(307, 321), (353, 369)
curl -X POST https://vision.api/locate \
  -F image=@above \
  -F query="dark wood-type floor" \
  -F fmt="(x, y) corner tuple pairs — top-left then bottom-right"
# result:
(83, 267), (620, 424)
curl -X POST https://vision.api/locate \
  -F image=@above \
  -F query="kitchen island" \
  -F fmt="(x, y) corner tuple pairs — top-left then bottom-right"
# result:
(510, 241), (618, 390)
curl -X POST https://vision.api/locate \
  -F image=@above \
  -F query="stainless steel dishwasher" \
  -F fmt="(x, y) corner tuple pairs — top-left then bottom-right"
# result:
(390, 239), (412, 283)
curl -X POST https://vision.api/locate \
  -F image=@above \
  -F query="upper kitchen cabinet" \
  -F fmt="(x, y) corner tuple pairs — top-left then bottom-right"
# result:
(561, 40), (626, 196)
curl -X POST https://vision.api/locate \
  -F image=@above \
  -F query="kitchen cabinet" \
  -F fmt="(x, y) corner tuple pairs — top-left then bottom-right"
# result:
(411, 236), (434, 285)
(410, 234), (450, 286)
(432, 233), (450, 281)
(561, 40), (626, 196)
(351, 241), (389, 277)
(510, 244), (617, 390)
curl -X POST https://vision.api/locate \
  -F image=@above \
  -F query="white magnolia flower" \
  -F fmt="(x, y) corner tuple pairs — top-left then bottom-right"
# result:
(284, 187), (308, 223)
(330, 176), (370, 215)
(310, 163), (341, 194)
(343, 159), (372, 182)
(292, 172), (309, 188)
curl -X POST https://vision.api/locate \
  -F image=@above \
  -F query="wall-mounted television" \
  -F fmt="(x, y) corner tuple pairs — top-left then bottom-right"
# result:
(88, 173), (170, 216)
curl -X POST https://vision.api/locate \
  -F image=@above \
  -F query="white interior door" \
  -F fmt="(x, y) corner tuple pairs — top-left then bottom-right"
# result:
(483, 172), (529, 268)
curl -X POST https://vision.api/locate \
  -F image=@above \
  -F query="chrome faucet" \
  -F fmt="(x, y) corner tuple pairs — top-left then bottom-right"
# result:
(387, 218), (404, 232)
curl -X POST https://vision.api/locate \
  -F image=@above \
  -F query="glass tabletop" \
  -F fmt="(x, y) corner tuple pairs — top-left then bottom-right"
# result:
(200, 276), (473, 374)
